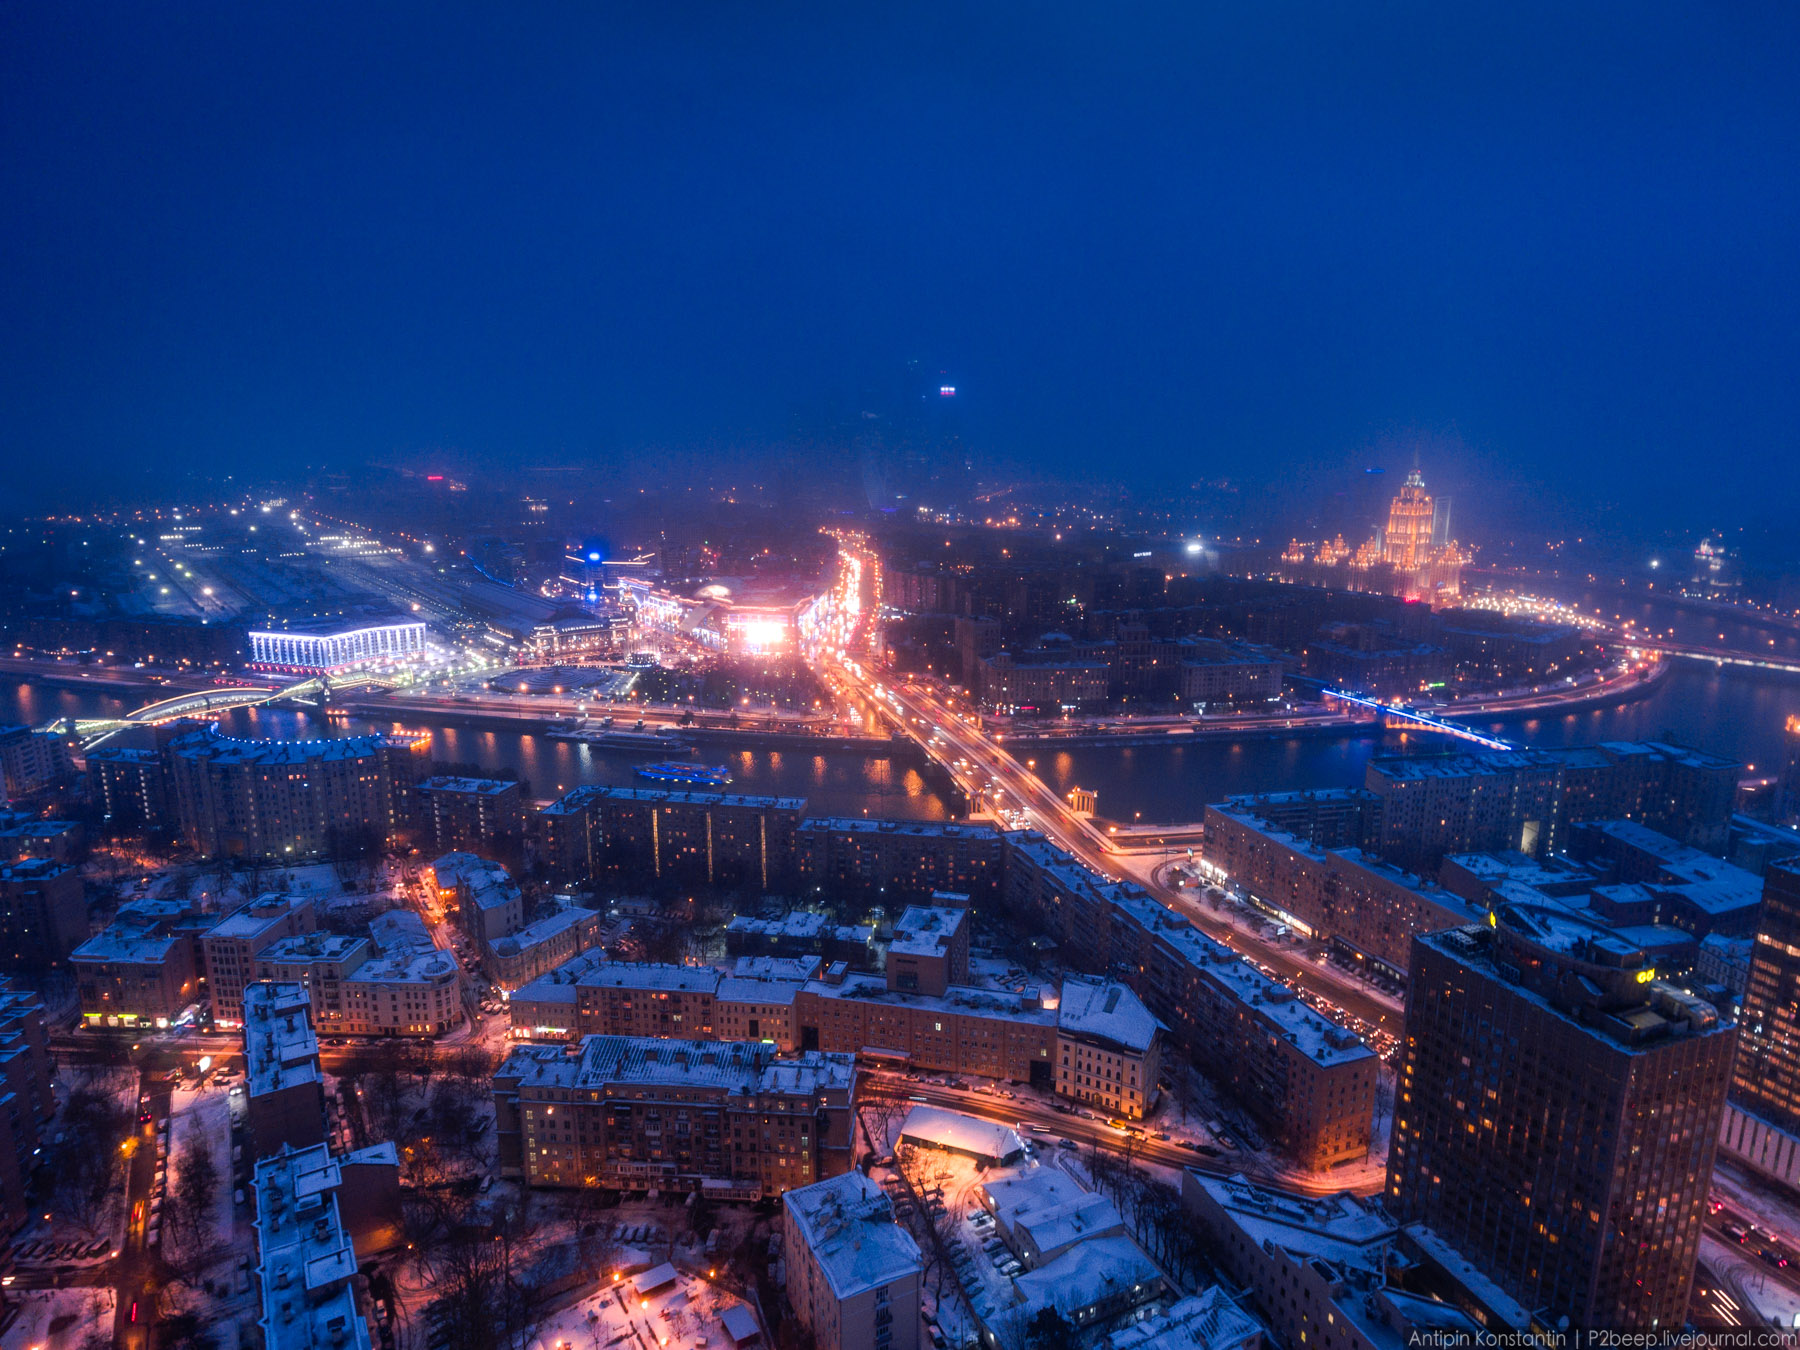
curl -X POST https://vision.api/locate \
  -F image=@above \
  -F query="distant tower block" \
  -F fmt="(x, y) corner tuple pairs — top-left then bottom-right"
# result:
(1067, 787), (1097, 817)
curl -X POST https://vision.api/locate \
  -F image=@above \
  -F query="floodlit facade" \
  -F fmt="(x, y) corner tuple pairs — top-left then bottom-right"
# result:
(247, 620), (427, 673)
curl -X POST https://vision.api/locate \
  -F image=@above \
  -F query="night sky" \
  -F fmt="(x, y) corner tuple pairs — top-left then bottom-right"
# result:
(3, 5), (1797, 532)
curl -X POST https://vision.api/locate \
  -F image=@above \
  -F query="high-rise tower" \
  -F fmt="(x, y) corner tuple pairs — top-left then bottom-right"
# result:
(1731, 860), (1800, 1131)
(1383, 466), (1436, 571)
(1387, 909), (1735, 1331)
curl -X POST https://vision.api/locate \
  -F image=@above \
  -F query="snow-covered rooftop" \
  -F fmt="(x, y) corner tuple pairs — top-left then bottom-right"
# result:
(732, 954), (822, 982)
(889, 904), (967, 960)
(898, 1104), (1025, 1164)
(1056, 977), (1159, 1053)
(206, 893), (311, 941)
(1105, 1287), (1263, 1350)
(784, 1171), (922, 1299)
(244, 981), (320, 1100)
(252, 1142), (368, 1350)
(500, 1035), (854, 1097)
(1012, 1233), (1161, 1319)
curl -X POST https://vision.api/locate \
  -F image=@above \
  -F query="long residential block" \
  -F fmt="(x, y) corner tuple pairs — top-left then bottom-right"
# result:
(1004, 833), (1377, 1167)
(1202, 804), (1481, 977)
(493, 1035), (858, 1198)
(537, 785), (804, 890)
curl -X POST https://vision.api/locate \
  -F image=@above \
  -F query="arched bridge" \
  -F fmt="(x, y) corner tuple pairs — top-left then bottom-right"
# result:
(50, 670), (400, 749)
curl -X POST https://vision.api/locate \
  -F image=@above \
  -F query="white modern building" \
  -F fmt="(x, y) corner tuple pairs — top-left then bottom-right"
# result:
(783, 1171), (922, 1350)
(247, 620), (428, 673)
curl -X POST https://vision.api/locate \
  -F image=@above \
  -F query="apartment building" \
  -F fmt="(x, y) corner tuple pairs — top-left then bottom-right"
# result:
(1005, 834), (1378, 1168)
(202, 894), (317, 1026)
(536, 785), (804, 890)
(494, 1035), (858, 1198)
(1202, 804), (1481, 977)
(0, 858), (88, 971)
(795, 817), (1004, 903)
(256, 929), (463, 1038)
(1054, 977), (1162, 1121)
(243, 981), (327, 1157)
(1387, 913), (1735, 1329)
(165, 726), (430, 860)
(0, 982), (53, 1239)
(783, 1171), (922, 1350)
(416, 776), (527, 855)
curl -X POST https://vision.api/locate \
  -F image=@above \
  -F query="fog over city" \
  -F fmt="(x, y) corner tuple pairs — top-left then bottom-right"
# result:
(1, 7), (1798, 1350)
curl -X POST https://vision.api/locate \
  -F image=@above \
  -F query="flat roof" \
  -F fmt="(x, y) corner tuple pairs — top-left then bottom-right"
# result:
(248, 616), (418, 637)
(808, 973), (1055, 1026)
(0, 857), (76, 882)
(261, 932), (368, 964)
(546, 784), (807, 813)
(579, 962), (719, 993)
(348, 945), (458, 987)
(252, 1143), (367, 1350)
(799, 816), (1002, 841)
(244, 982), (321, 1099)
(890, 905), (966, 960)
(209, 894), (310, 941)
(419, 776), (519, 796)
(716, 976), (798, 1007)
(168, 727), (412, 765)
(72, 925), (179, 965)
(732, 955), (821, 982)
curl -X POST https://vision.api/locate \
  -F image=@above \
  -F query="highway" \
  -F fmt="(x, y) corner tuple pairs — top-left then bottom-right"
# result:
(817, 647), (1409, 1034)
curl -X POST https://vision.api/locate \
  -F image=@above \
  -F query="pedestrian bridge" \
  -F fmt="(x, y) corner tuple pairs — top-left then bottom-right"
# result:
(51, 670), (399, 749)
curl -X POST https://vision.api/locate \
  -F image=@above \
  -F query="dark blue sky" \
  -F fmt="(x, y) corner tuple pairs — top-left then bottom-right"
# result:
(3, 4), (1797, 534)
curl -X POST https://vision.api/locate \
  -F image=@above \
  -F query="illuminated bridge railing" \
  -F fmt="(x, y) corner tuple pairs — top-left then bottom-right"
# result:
(67, 670), (408, 747)
(1322, 689), (1515, 751)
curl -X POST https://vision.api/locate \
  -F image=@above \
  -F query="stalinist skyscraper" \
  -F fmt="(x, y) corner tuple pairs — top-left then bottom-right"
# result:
(1381, 464), (1437, 571)
(1282, 456), (1467, 602)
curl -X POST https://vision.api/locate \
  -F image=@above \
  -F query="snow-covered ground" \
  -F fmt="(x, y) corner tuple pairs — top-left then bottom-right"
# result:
(0, 1287), (115, 1350)
(866, 1106), (1184, 1349)
(159, 1082), (258, 1345)
(389, 1185), (772, 1350)
(165, 1084), (239, 1265)
(1700, 1234), (1800, 1330)
(523, 1269), (760, 1350)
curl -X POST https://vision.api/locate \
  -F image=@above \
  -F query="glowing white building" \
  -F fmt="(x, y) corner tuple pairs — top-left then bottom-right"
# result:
(247, 620), (427, 673)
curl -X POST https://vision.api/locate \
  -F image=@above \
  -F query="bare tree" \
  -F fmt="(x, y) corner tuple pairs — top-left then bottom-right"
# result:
(419, 1216), (530, 1350)
(46, 1083), (130, 1234)
(856, 1078), (914, 1156)
(167, 1132), (221, 1274)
